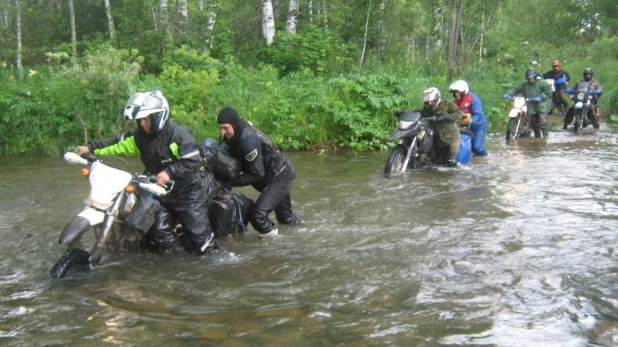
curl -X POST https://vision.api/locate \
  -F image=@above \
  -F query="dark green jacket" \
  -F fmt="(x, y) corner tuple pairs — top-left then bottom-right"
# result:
(420, 99), (463, 144)
(508, 79), (553, 114)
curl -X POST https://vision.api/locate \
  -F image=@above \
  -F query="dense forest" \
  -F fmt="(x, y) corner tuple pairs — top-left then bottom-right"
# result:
(0, 0), (616, 155)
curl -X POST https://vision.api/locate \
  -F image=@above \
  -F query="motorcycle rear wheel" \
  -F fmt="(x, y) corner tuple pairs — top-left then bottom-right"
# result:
(506, 118), (520, 140)
(384, 146), (408, 177)
(50, 248), (90, 279)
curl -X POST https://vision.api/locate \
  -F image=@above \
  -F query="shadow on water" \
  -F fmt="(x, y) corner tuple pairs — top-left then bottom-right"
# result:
(2, 124), (618, 345)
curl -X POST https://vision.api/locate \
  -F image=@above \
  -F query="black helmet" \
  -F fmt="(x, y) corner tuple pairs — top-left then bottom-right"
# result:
(583, 67), (594, 76)
(525, 68), (538, 80)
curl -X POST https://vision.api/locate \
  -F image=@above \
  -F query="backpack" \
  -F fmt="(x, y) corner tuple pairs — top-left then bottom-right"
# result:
(199, 138), (242, 180)
(208, 194), (254, 237)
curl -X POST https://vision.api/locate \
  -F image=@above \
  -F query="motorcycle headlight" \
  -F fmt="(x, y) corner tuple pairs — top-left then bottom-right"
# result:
(575, 92), (586, 101)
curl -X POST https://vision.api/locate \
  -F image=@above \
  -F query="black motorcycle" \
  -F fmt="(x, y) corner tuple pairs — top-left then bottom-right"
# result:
(565, 82), (600, 132)
(384, 111), (434, 176)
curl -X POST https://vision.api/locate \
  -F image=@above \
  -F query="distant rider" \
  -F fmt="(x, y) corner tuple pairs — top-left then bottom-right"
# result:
(216, 107), (301, 238)
(449, 80), (488, 156)
(419, 87), (464, 167)
(502, 68), (553, 138)
(563, 67), (603, 130)
(542, 60), (570, 116)
(75, 91), (216, 254)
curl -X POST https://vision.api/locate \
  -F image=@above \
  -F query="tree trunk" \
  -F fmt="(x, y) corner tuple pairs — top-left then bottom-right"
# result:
(198, 0), (204, 12)
(177, 0), (188, 32)
(322, 0), (328, 30)
(67, 0), (77, 63)
(448, 0), (464, 69)
(359, 0), (371, 68)
(308, 0), (313, 23)
(261, 0), (275, 45)
(376, 0), (386, 59)
(160, 0), (169, 53)
(206, 0), (217, 49)
(103, 0), (116, 40)
(13, 0), (22, 79)
(286, 0), (298, 34)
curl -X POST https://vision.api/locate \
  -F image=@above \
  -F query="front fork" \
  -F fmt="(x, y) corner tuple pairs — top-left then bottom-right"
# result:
(401, 137), (418, 171)
(89, 192), (125, 266)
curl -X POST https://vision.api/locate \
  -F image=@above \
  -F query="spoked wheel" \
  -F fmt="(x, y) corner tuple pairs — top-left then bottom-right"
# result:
(50, 248), (90, 278)
(384, 146), (409, 177)
(506, 118), (520, 140)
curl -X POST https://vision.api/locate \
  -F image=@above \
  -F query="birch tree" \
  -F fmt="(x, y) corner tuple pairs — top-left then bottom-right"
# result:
(67, 0), (76, 62)
(447, 0), (464, 69)
(13, 0), (22, 79)
(376, 0), (386, 58)
(177, 0), (188, 33)
(261, 0), (275, 45)
(286, 0), (298, 34)
(103, 0), (115, 40)
(205, 0), (217, 49)
(160, 0), (169, 52)
(359, 0), (371, 68)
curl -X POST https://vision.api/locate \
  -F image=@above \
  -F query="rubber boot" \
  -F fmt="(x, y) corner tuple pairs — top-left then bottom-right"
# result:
(533, 128), (541, 138)
(541, 129), (548, 138)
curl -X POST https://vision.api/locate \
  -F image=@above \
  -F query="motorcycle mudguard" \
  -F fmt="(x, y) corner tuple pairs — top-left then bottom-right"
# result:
(508, 109), (520, 118)
(59, 208), (105, 244)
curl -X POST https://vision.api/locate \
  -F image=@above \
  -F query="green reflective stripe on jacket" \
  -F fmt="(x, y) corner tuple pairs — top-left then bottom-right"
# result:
(93, 136), (140, 156)
(169, 142), (180, 160)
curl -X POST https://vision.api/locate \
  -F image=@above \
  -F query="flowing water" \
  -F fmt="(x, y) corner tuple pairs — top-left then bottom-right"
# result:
(2, 124), (618, 346)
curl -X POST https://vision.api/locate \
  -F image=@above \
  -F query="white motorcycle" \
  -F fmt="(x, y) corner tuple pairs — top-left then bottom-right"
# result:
(504, 95), (532, 140)
(50, 152), (175, 278)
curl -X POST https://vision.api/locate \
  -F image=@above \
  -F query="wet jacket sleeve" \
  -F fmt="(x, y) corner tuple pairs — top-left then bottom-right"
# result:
(469, 94), (486, 125)
(441, 101), (465, 122)
(231, 135), (265, 187)
(164, 127), (202, 180)
(87, 129), (140, 156)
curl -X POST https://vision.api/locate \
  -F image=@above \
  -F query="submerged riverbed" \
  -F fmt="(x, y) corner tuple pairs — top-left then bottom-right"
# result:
(1, 124), (618, 346)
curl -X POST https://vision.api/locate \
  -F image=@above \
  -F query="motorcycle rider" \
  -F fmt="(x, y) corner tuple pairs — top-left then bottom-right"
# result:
(542, 60), (570, 116)
(502, 68), (553, 138)
(448, 80), (488, 157)
(419, 87), (463, 167)
(74, 91), (216, 254)
(216, 106), (301, 237)
(563, 67), (603, 129)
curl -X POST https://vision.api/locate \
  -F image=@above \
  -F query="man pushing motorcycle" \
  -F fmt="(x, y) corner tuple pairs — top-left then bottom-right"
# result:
(418, 87), (463, 167)
(74, 91), (217, 254)
(542, 60), (570, 116)
(502, 68), (553, 138)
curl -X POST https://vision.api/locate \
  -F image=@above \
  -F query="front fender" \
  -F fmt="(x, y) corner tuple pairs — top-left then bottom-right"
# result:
(59, 208), (105, 244)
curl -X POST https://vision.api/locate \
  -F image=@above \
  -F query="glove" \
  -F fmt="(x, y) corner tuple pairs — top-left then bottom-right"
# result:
(554, 77), (566, 85)
(593, 88), (603, 95)
(527, 97), (542, 103)
(502, 94), (512, 100)
(433, 115), (450, 122)
(460, 114), (471, 126)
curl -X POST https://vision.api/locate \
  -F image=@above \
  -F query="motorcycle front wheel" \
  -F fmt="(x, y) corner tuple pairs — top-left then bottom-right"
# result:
(506, 118), (520, 140)
(384, 146), (408, 177)
(574, 112), (581, 132)
(50, 248), (90, 278)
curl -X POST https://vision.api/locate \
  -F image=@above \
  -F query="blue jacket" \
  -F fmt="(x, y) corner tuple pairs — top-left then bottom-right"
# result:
(454, 91), (488, 131)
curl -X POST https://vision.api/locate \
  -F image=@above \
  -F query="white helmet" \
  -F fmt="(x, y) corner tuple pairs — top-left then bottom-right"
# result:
(124, 91), (170, 132)
(421, 87), (442, 110)
(448, 80), (469, 95)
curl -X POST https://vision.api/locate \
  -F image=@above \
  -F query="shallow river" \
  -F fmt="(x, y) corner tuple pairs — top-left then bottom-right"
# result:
(2, 123), (618, 346)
